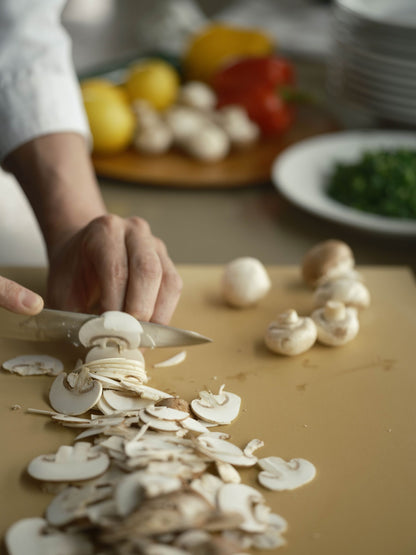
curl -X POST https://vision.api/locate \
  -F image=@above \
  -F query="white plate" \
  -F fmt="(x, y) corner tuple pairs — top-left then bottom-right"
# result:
(271, 131), (416, 236)
(336, 0), (416, 29)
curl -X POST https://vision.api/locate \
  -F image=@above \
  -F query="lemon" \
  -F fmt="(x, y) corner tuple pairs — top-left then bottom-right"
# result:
(125, 59), (179, 110)
(80, 78), (114, 91)
(82, 85), (135, 155)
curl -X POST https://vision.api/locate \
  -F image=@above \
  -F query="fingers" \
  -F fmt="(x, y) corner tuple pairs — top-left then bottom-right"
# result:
(48, 214), (182, 324)
(149, 242), (183, 324)
(84, 215), (129, 312)
(115, 216), (182, 324)
(124, 222), (163, 321)
(0, 276), (44, 315)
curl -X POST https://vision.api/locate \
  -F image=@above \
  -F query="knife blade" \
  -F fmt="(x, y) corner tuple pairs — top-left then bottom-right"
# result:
(0, 308), (212, 348)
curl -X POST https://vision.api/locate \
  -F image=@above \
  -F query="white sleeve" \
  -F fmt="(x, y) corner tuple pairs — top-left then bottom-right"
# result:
(0, 0), (91, 162)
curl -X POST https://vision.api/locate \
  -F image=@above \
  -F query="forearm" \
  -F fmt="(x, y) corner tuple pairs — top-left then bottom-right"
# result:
(4, 133), (107, 257)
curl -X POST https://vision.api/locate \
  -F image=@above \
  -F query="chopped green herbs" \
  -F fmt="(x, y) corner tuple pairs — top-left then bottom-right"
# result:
(326, 149), (416, 220)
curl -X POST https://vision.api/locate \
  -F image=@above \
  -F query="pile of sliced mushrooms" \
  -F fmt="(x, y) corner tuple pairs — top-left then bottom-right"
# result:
(133, 81), (259, 162)
(3, 310), (316, 555)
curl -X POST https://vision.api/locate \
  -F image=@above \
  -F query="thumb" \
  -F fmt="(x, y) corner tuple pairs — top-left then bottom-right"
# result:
(0, 276), (44, 315)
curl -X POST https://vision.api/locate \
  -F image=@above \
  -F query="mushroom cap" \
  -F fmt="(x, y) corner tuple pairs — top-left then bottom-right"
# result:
(264, 310), (317, 356)
(164, 105), (207, 142)
(134, 123), (172, 155)
(222, 257), (271, 308)
(311, 301), (360, 346)
(314, 277), (371, 309)
(177, 81), (217, 111)
(182, 124), (229, 162)
(301, 240), (355, 287)
(78, 311), (143, 349)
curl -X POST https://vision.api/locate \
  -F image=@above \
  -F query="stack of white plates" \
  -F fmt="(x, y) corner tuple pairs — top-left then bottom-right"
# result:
(328, 0), (416, 126)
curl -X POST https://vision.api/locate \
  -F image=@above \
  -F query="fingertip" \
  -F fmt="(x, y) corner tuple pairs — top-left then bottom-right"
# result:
(18, 289), (44, 315)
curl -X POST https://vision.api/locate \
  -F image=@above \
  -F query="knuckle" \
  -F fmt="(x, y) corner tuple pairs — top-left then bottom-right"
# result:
(90, 214), (120, 234)
(154, 237), (168, 255)
(129, 216), (151, 235)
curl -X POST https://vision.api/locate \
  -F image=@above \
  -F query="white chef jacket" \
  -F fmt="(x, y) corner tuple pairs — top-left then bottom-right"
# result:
(0, 0), (90, 162)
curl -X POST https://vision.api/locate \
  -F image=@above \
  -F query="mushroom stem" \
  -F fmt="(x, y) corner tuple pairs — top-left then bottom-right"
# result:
(323, 301), (346, 321)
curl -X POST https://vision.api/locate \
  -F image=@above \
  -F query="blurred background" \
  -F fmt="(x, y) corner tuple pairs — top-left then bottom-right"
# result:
(0, 0), (414, 272)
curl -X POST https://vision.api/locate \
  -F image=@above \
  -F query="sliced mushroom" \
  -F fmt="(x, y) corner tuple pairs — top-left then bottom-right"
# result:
(139, 410), (182, 432)
(78, 311), (143, 349)
(85, 346), (144, 364)
(257, 456), (316, 491)
(194, 436), (258, 467)
(102, 389), (154, 411)
(115, 471), (182, 517)
(153, 351), (187, 368)
(46, 483), (113, 526)
(190, 473), (224, 506)
(174, 529), (214, 551)
(222, 257), (271, 308)
(5, 517), (94, 555)
(103, 491), (212, 539)
(251, 512), (288, 550)
(49, 370), (102, 416)
(121, 380), (173, 401)
(311, 301), (360, 346)
(27, 442), (110, 482)
(95, 395), (118, 415)
(243, 439), (264, 458)
(156, 397), (190, 413)
(146, 405), (190, 422)
(313, 276), (371, 309)
(216, 461), (241, 484)
(180, 416), (212, 434)
(2, 354), (63, 376)
(191, 386), (241, 425)
(264, 309), (317, 356)
(302, 239), (355, 287)
(217, 483), (268, 533)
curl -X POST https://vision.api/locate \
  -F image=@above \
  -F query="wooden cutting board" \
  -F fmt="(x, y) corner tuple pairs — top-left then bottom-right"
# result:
(0, 265), (415, 555)
(92, 105), (338, 188)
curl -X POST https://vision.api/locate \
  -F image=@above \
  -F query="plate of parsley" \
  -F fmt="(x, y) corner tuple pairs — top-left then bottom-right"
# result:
(272, 130), (416, 236)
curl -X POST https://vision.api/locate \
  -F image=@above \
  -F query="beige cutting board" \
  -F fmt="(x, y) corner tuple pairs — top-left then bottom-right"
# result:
(0, 265), (415, 555)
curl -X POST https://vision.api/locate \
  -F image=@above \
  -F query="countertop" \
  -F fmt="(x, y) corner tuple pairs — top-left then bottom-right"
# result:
(1, 265), (416, 555)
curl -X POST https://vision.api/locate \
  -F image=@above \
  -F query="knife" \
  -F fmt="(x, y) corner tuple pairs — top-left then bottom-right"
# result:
(0, 308), (212, 348)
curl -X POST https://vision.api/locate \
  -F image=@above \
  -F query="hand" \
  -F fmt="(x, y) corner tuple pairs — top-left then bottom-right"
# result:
(0, 276), (44, 315)
(46, 214), (183, 324)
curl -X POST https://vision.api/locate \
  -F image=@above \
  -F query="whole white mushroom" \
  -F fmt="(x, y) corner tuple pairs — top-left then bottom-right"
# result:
(222, 257), (271, 308)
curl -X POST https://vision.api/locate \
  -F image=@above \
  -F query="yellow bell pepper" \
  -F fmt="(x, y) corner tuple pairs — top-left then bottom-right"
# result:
(183, 23), (274, 83)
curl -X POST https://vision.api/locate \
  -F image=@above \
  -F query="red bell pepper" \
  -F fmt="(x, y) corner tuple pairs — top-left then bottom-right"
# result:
(212, 55), (296, 135)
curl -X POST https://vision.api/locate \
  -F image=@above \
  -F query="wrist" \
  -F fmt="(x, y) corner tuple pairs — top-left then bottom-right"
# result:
(5, 133), (107, 254)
